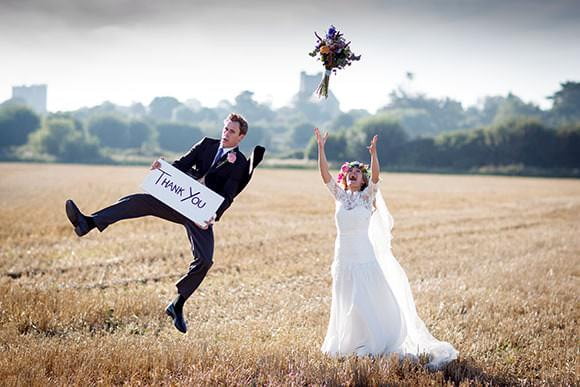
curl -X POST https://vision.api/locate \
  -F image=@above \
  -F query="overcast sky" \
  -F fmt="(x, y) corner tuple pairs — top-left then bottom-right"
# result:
(1, 0), (579, 113)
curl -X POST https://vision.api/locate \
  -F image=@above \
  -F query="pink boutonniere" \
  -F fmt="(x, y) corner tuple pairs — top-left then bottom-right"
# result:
(227, 152), (237, 163)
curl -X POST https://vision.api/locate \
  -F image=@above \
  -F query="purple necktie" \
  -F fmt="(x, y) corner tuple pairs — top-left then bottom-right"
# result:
(212, 147), (224, 167)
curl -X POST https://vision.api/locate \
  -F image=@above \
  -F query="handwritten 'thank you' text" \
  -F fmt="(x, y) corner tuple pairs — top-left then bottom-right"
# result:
(154, 169), (207, 209)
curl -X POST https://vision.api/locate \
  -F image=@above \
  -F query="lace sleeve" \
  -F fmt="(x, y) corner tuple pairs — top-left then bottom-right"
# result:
(363, 180), (379, 203)
(325, 179), (345, 201)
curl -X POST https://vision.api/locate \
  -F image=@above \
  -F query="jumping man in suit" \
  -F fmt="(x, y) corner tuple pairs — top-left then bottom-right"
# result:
(65, 113), (263, 333)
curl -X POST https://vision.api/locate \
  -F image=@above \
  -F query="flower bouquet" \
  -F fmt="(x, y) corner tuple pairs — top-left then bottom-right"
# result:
(309, 25), (361, 98)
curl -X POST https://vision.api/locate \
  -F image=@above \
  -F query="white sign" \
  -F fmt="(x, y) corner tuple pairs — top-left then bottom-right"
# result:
(140, 159), (224, 225)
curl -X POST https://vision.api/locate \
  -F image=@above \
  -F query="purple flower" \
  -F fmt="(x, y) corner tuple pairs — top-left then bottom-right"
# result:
(326, 25), (337, 39)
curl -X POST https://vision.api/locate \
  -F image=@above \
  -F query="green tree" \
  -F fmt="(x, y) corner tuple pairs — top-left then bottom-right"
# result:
(234, 90), (274, 122)
(399, 138), (437, 166)
(328, 110), (371, 133)
(239, 125), (270, 154)
(149, 97), (181, 122)
(157, 122), (203, 152)
(554, 124), (580, 168)
(291, 122), (314, 148)
(492, 93), (543, 125)
(172, 105), (197, 123)
(502, 119), (555, 167)
(196, 107), (219, 122)
(433, 129), (490, 168)
(381, 89), (467, 134)
(29, 118), (103, 162)
(378, 108), (438, 138)
(88, 114), (130, 148)
(427, 119), (559, 169)
(305, 131), (348, 161)
(330, 113), (355, 132)
(129, 102), (147, 117)
(0, 105), (40, 147)
(548, 81), (580, 125)
(348, 114), (408, 164)
(47, 112), (83, 131)
(127, 120), (155, 148)
(477, 96), (505, 125)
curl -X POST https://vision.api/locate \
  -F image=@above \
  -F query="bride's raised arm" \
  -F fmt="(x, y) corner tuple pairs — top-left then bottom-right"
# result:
(315, 127), (332, 184)
(368, 135), (380, 184)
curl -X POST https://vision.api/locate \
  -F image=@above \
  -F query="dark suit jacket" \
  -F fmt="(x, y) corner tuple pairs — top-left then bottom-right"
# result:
(172, 137), (248, 221)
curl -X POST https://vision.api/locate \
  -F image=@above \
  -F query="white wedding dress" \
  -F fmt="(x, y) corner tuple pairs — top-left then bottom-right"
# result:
(321, 180), (458, 369)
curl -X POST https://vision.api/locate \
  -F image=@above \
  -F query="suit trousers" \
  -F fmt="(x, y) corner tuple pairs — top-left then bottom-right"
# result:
(91, 193), (214, 300)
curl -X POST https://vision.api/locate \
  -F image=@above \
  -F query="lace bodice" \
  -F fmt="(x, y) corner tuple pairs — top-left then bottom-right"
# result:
(326, 180), (378, 211)
(326, 179), (379, 240)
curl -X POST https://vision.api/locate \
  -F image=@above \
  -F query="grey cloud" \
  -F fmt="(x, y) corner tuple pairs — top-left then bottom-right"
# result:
(0, 0), (578, 32)
(0, 0), (229, 30)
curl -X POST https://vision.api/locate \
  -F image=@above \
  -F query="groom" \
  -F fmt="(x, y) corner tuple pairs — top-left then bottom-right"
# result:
(65, 113), (264, 333)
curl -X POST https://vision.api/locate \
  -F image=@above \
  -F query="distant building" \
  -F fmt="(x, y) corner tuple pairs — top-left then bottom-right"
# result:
(299, 71), (322, 96)
(293, 71), (340, 121)
(12, 84), (47, 114)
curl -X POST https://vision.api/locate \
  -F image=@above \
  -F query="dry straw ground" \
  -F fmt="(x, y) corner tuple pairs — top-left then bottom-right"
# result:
(0, 163), (578, 385)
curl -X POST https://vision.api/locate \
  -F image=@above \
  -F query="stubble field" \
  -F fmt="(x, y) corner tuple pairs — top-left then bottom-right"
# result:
(0, 163), (578, 385)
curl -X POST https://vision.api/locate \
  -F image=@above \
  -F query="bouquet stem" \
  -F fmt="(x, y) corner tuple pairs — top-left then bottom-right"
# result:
(316, 69), (332, 98)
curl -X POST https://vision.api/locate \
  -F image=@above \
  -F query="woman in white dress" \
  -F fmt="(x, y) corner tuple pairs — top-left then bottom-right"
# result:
(315, 128), (458, 369)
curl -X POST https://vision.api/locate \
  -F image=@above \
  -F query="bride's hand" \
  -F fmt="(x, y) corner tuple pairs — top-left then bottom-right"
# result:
(314, 127), (329, 147)
(367, 135), (378, 155)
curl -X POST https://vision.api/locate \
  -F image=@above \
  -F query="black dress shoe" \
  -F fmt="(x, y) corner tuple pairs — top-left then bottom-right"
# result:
(65, 199), (91, 237)
(165, 303), (187, 333)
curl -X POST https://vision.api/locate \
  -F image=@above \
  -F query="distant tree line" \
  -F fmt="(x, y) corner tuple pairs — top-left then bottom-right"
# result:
(0, 81), (578, 172)
(302, 82), (580, 173)
(305, 116), (580, 171)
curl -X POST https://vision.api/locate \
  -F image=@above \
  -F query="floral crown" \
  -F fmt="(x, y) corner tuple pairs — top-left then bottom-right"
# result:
(337, 161), (370, 183)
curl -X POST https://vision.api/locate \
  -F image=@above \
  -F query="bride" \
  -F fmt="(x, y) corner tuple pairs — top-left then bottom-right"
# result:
(315, 128), (458, 369)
